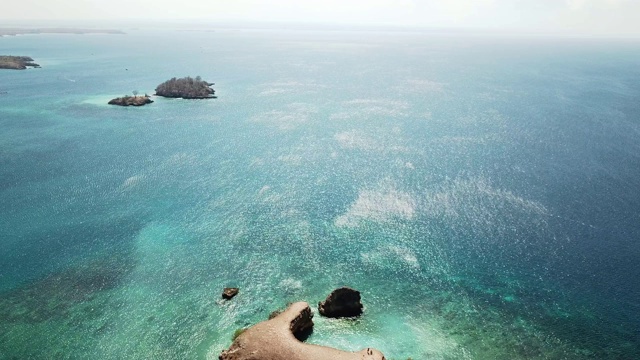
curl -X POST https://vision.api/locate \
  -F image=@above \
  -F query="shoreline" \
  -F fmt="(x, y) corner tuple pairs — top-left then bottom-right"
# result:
(220, 302), (385, 360)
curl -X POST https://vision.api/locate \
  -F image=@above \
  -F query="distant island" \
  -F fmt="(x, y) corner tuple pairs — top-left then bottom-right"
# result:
(0, 28), (124, 37)
(0, 56), (40, 70)
(108, 94), (154, 107)
(155, 76), (216, 99)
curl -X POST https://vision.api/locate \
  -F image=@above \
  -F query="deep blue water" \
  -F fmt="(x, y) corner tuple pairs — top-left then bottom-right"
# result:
(1, 29), (639, 359)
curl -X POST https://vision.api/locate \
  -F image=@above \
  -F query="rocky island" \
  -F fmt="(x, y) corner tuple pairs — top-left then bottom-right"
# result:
(155, 76), (216, 99)
(108, 95), (153, 107)
(0, 56), (40, 70)
(318, 287), (363, 318)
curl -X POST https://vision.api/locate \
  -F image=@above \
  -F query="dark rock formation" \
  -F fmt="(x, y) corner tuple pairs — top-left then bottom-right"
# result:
(222, 287), (239, 300)
(108, 95), (153, 106)
(155, 76), (216, 99)
(219, 302), (385, 360)
(0, 56), (40, 70)
(318, 287), (363, 318)
(268, 309), (284, 320)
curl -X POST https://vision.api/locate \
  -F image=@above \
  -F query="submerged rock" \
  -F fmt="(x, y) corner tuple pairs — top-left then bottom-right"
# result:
(318, 287), (363, 318)
(219, 302), (385, 360)
(222, 288), (239, 300)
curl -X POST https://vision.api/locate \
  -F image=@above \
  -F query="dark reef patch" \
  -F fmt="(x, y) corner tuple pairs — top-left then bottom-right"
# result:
(0, 139), (79, 192)
(0, 252), (135, 324)
(0, 216), (146, 296)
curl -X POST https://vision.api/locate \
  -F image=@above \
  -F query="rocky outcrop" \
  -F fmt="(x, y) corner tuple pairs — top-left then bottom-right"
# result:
(108, 95), (153, 106)
(0, 56), (40, 70)
(219, 302), (385, 360)
(155, 76), (216, 99)
(318, 287), (363, 318)
(222, 288), (239, 300)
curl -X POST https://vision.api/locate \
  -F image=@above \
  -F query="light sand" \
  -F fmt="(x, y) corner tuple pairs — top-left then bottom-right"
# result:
(220, 302), (385, 360)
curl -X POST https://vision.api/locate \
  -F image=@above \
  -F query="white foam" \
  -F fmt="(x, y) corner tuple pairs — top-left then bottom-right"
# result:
(422, 177), (547, 219)
(279, 278), (303, 291)
(336, 184), (416, 227)
(249, 157), (265, 167)
(389, 246), (421, 269)
(334, 130), (377, 151)
(120, 175), (144, 190)
(396, 79), (446, 93)
(333, 129), (408, 153)
(254, 81), (326, 97)
(430, 135), (492, 147)
(361, 245), (421, 270)
(250, 102), (317, 130)
(277, 154), (303, 165)
(405, 317), (468, 359)
(330, 98), (409, 121)
(259, 88), (289, 96)
(164, 152), (197, 166)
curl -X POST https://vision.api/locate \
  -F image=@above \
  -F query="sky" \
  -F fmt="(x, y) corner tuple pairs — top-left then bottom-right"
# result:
(2, 0), (640, 36)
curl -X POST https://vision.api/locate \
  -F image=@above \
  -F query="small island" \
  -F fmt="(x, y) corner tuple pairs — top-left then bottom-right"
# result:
(108, 94), (153, 107)
(155, 76), (216, 99)
(0, 56), (40, 70)
(0, 28), (124, 37)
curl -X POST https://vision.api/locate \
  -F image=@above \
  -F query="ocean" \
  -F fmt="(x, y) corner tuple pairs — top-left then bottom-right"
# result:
(0, 27), (639, 359)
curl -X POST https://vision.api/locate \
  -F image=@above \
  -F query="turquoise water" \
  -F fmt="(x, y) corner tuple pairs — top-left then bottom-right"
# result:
(1, 29), (639, 359)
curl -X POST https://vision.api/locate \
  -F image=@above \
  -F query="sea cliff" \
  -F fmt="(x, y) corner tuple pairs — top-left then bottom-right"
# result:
(0, 56), (40, 70)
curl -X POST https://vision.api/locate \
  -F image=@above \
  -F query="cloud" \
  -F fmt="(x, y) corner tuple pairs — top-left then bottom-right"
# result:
(566, 0), (587, 10)
(558, 0), (640, 35)
(566, 0), (628, 10)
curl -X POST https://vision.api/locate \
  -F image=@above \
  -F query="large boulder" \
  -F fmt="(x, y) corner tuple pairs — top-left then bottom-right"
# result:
(318, 287), (363, 318)
(222, 288), (239, 300)
(219, 302), (385, 360)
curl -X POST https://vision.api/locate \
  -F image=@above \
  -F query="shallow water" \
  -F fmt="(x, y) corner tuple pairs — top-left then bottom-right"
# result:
(1, 29), (639, 359)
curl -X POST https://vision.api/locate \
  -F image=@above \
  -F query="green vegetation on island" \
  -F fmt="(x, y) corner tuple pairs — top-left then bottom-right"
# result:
(0, 56), (40, 70)
(155, 76), (216, 99)
(108, 91), (153, 106)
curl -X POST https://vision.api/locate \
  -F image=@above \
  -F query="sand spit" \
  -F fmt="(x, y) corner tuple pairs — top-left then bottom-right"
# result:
(219, 302), (385, 360)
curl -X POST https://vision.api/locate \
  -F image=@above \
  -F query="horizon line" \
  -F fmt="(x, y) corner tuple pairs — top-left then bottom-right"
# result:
(1, 19), (640, 39)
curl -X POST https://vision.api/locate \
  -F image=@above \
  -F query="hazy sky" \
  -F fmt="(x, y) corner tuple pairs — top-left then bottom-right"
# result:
(3, 0), (640, 36)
